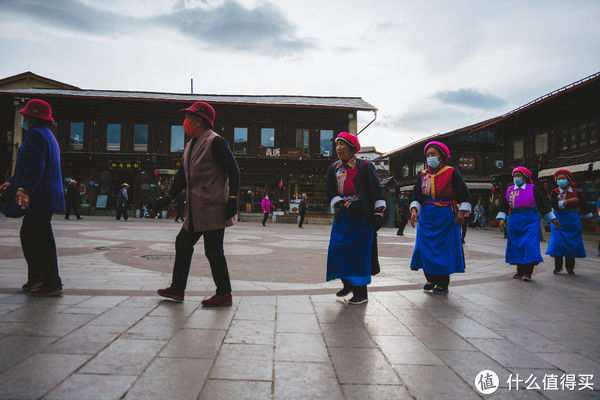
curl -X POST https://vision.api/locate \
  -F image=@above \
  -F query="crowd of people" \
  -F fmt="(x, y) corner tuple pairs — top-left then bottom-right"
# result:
(1, 99), (598, 305)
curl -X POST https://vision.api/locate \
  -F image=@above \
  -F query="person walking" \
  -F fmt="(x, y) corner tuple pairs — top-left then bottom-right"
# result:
(0, 99), (65, 296)
(155, 101), (239, 306)
(298, 193), (307, 228)
(396, 192), (409, 236)
(326, 132), (386, 304)
(474, 200), (485, 228)
(546, 169), (593, 275)
(115, 183), (129, 221)
(409, 141), (472, 294)
(261, 195), (275, 226)
(496, 167), (559, 281)
(65, 179), (82, 220)
(174, 189), (185, 222)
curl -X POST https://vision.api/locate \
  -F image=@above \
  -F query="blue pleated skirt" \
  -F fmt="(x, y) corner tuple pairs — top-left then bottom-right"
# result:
(410, 204), (465, 275)
(546, 210), (586, 258)
(326, 209), (374, 286)
(506, 208), (543, 265)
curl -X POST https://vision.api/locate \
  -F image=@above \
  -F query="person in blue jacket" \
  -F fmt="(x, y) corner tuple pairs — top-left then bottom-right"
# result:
(0, 99), (65, 296)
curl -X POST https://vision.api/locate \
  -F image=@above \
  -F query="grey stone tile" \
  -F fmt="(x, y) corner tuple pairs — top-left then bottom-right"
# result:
(275, 333), (329, 362)
(360, 315), (412, 336)
(0, 304), (72, 322)
(45, 373), (137, 400)
(373, 335), (443, 365)
(75, 296), (128, 309)
(79, 338), (165, 375)
(329, 347), (400, 385)
(0, 335), (55, 373)
(313, 303), (360, 325)
(274, 361), (343, 400)
(342, 384), (411, 400)
(89, 306), (151, 327)
(321, 323), (377, 348)
(393, 364), (480, 400)
(199, 380), (272, 400)
(184, 308), (235, 330)
(535, 352), (600, 374)
(0, 353), (89, 400)
(406, 324), (477, 351)
(492, 327), (567, 353)
(124, 316), (187, 340)
(118, 296), (163, 308)
(59, 306), (107, 315)
(277, 295), (314, 314)
(225, 319), (275, 345)
(241, 296), (276, 306)
(149, 300), (200, 317)
(434, 349), (512, 388)
(160, 328), (225, 359)
(437, 317), (503, 339)
(0, 303), (24, 315)
(485, 387), (547, 399)
(45, 325), (121, 355)
(125, 358), (212, 400)
(235, 304), (276, 321)
(276, 312), (320, 333)
(210, 343), (273, 381)
(468, 339), (557, 369)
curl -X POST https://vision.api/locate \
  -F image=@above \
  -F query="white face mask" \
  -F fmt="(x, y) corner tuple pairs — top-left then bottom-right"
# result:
(427, 156), (440, 169)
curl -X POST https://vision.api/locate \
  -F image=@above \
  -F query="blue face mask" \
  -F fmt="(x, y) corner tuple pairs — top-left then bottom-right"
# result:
(427, 156), (440, 169)
(513, 177), (524, 187)
(21, 119), (28, 130)
(557, 179), (569, 188)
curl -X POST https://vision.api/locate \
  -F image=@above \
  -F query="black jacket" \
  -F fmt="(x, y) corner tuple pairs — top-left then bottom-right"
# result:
(299, 199), (307, 214)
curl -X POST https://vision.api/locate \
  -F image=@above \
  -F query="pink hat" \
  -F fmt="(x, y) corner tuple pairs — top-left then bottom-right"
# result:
(336, 131), (360, 153)
(512, 166), (533, 182)
(179, 101), (215, 127)
(424, 141), (450, 161)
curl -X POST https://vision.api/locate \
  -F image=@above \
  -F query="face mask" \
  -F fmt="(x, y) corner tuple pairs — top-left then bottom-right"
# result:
(513, 177), (524, 187)
(183, 119), (195, 136)
(21, 120), (28, 130)
(426, 156), (440, 169)
(557, 179), (569, 188)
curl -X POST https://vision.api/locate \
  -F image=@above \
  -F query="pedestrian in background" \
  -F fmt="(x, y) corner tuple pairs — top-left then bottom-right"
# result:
(496, 167), (559, 281)
(65, 179), (82, 220)
(298, 193), (307, 229)
(0, 99), (65, 296)
(261, 195), (275, 226)
(326, 132), (386, 304)
(116, 183), (129, 221)
(409, 141), (471, 294)
(396, 192), (409, 236)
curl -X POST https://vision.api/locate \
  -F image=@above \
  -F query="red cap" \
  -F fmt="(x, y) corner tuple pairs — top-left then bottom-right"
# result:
(335, 131), (361, 152)
(18, 99), (54, 122)
(424, 141), (451, 161)
(179, 101), (215, 127)
(553, 169), (574, 181)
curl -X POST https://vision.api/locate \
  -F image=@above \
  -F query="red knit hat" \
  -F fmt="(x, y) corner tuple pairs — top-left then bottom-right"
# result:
(424, 141), (450, 161)
(179, 101), (215, 127)
(553, 169), (574, 181)
(335, 131), (360, 153)
(18, 99), (54, 122)
(512, 166), (533, 182)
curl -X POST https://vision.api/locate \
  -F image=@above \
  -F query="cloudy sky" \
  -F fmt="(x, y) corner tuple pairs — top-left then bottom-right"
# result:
(1, 0), (599, 152)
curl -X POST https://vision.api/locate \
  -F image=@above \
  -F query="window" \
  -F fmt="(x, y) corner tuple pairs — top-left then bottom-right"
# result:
(234, 127), (248, 154)
(296, 129), (309, 155)
(261, 128), (275, 147)
(535, 133), (548, 155)
(513, 139), (523, 159)
(569, 127), (578, 149)
(134, 124), (148, 152)
(320, 130), (333, 156)
(590, 121), (598, 144)
(458, 156), (476, 170)
(70, 122), (84, 150)
(401, 165), (409, 177)
(415, 162), (425, 175)
(579, 123), (588, 146)
(106, 123), (121, 151)
(170, 125), (184, 152)
(560, 129), (568, 150)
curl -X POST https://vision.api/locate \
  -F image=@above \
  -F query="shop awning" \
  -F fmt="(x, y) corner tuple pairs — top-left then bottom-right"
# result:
(537, 162), (598, 178)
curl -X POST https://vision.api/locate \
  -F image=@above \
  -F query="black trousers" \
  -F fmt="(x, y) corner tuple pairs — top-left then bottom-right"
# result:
(424, 272), (450, 289)
(554, 256), (575, 271)
(516, 263), (535, 275)
(396, 215), (407, 235)
(116, 203), (128, 220)
(171, 227), (231, 295)
(65, 200), (81, 219)
(262, 213), (269, 226)
(20, 213), (61, 286)
(175, 207), (184, 221)
(298, 213), (305, 228)
(461, 223), (468, 241)
(341, 279), (367, 297)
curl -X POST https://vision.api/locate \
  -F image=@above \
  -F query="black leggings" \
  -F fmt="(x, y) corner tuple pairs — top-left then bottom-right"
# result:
(516, 263), (535, 275)
(20, 213), (61, 286)
(554, 256), (575, 271)
(424, 272), (450, 289)
(262, 213), (269, 225)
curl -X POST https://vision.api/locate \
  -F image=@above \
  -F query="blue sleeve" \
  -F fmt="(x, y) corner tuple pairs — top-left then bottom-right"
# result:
(15, 130), (46, 194)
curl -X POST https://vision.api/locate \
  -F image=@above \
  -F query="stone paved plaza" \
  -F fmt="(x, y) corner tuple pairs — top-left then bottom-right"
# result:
(0, 216), (599, 399)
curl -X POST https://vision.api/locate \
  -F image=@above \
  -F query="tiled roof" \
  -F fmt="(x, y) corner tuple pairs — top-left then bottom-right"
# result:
(0, 88), (377, 111)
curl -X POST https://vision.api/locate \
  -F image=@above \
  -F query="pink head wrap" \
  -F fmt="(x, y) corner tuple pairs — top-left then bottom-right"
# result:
(512, 166), (533, 182)
(336, 131), (361, 153)
(424, 141), (450, 161)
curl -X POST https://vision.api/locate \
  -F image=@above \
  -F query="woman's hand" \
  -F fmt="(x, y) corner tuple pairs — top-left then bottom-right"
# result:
(455, 211), (466, 227)
(0, 181), (11, 193)
(551, 218), (560, 228)
(410, 209), (419, 228)
(15, 188), (29, 210)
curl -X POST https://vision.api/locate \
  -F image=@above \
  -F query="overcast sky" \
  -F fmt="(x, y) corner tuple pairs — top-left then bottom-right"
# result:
(1, 0), (599, 152)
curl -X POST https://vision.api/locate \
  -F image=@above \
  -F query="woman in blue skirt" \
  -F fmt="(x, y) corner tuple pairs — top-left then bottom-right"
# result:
(325, 132), (386, 304)
(547, 169), (593, 275)
(497, 167), (559, 281)
(409, 141), (472, 294)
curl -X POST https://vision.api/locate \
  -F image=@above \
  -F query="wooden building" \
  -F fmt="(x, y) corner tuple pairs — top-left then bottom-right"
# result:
(0, 73), (376, 213)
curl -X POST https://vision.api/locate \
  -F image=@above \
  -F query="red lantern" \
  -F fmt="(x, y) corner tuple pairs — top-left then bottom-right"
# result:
(490, 184), (496, 193)
(278, 179), (283, 189)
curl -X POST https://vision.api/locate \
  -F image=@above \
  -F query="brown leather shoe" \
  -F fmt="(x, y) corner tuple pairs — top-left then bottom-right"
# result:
(157, 287), (184, 302)
(201, 293), (232, 307)
(22, 280), (42, 293)
(30, 284), (63, 297)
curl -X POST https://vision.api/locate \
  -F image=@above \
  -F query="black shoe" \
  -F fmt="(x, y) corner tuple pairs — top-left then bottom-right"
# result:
(553, 266), (563, 274)
(432, 286), (448, 295)
(423, 282), (435, 291)
(348, 295), (368, 304)
(513, 273), (523, 280)
(567, 269), (575, 275)
(77, 217), (83, 220)
(336, 286), (352, 297)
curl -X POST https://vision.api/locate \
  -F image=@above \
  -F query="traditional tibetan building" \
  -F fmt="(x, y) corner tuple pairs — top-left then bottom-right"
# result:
(0, 72), (376, 213)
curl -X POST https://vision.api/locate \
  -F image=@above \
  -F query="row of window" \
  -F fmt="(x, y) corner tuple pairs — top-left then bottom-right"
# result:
(513, 121), (599, 159)
(69, 123), (335, 156)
